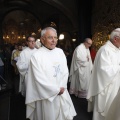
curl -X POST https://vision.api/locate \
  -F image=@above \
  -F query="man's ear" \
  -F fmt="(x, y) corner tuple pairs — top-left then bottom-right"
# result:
(114, 36), (118, 42)
(40, 37), (44, 44)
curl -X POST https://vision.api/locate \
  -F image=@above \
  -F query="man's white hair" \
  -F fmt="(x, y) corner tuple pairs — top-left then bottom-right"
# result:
(41, 27), (57, 37)
(110, 28), (120, 41)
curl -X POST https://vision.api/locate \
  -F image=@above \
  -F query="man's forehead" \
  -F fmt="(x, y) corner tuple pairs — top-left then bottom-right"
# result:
(46, 29), (56, 33)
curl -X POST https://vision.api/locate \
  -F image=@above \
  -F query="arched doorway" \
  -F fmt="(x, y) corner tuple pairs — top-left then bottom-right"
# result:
(2, 10), (41, 44)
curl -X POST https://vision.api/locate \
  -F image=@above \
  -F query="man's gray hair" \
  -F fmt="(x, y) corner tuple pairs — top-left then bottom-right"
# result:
(110, 28), (120, 41)
(41, 27), (57, 37)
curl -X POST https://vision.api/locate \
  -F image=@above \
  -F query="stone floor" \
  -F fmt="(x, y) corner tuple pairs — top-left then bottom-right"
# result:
(71, 95), (93, 120)
(0, 88), (93, 120)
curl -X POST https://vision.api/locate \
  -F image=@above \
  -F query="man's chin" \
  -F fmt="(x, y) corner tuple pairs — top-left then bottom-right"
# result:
(50, 45), (56, 49)
(50, 47), (55, 50)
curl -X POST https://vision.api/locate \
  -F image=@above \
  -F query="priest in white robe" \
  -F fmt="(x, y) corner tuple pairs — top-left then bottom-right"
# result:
(16, 35), (37, 96)
(25, 27), (76, 120)
(105, 90), (120, 120)
(69, 38), (93, 98)
(87, 28), (120, 120)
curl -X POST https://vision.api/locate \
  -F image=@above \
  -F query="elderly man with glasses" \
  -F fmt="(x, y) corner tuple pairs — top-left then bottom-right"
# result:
(25, 27), (76, 120)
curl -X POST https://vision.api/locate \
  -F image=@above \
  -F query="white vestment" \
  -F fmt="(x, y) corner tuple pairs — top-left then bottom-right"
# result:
(16, 47), (37, 96)
(87, 41), (120, 120)
(69, 43), (93, 98)
(105, 90), (120, 120)
(26, 46), (76, 120)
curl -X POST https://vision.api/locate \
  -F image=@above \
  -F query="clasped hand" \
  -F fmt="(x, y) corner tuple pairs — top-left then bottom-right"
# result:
(58, 87), (65, 95)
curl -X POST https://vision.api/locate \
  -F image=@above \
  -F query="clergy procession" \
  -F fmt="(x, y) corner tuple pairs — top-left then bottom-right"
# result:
(1, 27), (120, 120)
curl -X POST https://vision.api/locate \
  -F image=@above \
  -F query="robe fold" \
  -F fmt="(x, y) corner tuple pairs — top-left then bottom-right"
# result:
(26, 46), (76, 120)
(16, 47), (37, 96)
(87, 41), (120, 120)
(69, 43), (93, 98)
(105, 90), (120, 120)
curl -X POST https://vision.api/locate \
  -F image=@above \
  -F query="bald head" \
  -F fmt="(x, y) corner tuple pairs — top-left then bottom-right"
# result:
(84, 38), (92, 49)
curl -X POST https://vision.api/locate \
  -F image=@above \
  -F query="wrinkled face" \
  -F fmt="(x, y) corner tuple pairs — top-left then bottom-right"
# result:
(41, 29), (58, 50)
(27, 37), (36, 49)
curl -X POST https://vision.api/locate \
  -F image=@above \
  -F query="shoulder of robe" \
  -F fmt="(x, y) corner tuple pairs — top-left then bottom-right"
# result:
(55, 47), (64, 53)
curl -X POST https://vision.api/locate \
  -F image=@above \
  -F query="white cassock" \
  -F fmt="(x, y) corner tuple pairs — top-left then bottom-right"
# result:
(16, 47), (37, 96)
(69, 43), (93, 98)
(105, 90), (120, 120)
(87, 41), (120, 120)
(26, 46), (76, 120)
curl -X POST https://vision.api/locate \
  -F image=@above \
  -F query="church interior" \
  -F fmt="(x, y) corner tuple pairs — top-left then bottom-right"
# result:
(0, 0), (120, 120)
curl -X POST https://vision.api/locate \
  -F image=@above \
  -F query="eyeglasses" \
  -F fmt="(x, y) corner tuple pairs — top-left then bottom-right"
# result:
(44, 36), (58, 41)
(27, 40), (35, 43)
